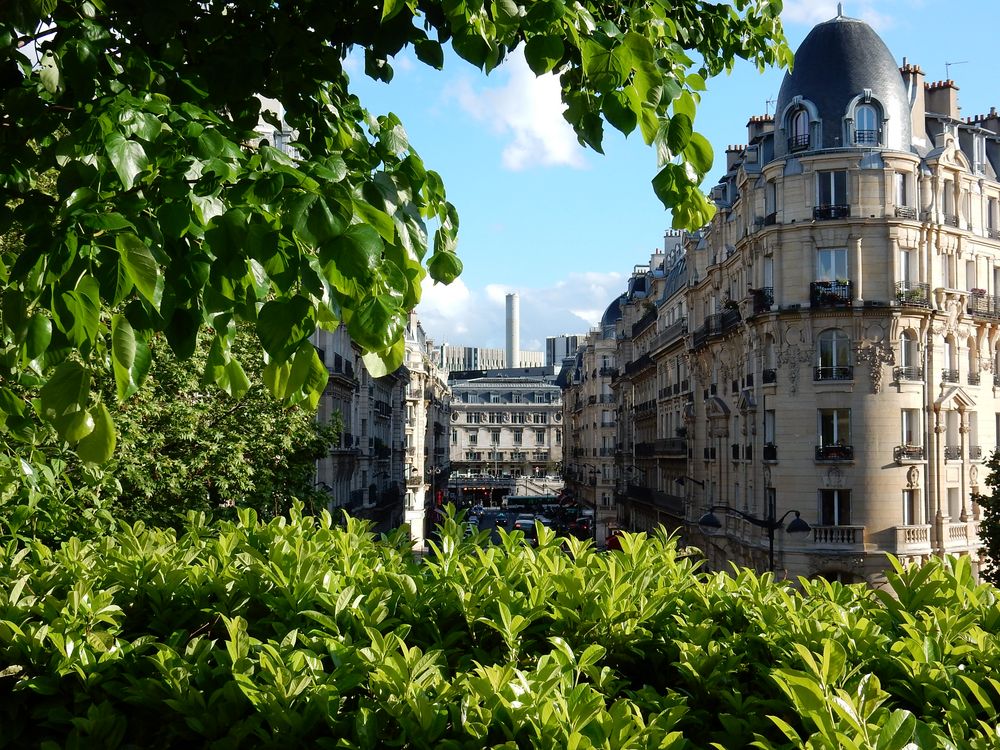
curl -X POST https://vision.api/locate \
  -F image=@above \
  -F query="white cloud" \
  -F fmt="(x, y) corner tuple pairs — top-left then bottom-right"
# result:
(416, 271), (625, 352)
(781, 0), (895, 30)
(450, 48), (587, 171)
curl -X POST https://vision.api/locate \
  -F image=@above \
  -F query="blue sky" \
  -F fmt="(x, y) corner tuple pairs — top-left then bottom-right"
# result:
(349, 0), (1000, 352)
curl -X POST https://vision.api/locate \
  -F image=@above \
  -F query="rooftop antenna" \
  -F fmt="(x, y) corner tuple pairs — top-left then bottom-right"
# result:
(945, 60), (968, 80)
(765, 96), (777, 117)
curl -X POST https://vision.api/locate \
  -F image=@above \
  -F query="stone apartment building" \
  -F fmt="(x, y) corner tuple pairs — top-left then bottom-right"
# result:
(313, 314), (450, 541)
(572, 10), (996, 582)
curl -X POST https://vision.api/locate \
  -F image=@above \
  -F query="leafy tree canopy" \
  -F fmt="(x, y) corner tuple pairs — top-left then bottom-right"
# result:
(0, 0), (792, 462)
(0, 324), (339, 541)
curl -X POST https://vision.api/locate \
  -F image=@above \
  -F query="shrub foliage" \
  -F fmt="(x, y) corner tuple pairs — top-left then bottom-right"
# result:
(1, 510), (999, 748)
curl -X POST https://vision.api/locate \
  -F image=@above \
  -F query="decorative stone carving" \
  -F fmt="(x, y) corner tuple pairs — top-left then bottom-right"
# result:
(763, 466), (772, 486)
(906, 466), (919, 488)
(854, 339), (894, 394)
(970, 465), (979, 485)
(824, 467), (844, 488)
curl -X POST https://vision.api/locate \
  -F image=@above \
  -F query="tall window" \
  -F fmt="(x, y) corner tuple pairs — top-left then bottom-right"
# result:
(899, 248), (913, 286)
(989, 197), (997, 233)
(468, 432), (478, 445)
(855, 104), (878, 144)
(467, 412), (482, 424)
(895, 172), (909, 207)
(512, 429), (522, 445)
(764, 410), (775, 443)
(490, 429), (500, 445)
(451, 429), (457, 445)
(535, 429), (545, 445)
(765, 180), (777, 217)
(817, 170), (847, 207)
(789, 109), (810, 150)
(818, 408), (851, 446)
(902, 409), (920, 446)
(899, 330), (918, 374)
(819, 489), (851, 525)
(902, 490), (917, 526)
(816, 329), (851, 380)
(817, 247), (848, 280)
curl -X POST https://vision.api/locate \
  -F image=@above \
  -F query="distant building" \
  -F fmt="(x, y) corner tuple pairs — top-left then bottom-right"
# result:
(546, 334), (586, 367)
(314, 313), (451, 540)
(449, 376), (563, 480)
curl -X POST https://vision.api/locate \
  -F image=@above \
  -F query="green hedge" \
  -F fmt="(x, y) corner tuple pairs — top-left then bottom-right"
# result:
(1, 508), (999, 748)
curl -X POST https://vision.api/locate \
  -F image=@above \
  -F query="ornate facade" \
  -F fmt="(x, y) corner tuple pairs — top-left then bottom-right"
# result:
(683, 10), (988, 583)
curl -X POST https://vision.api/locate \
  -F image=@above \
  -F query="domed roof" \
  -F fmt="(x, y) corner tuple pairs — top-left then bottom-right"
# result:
(601, 295), (624, 328)
(774, 12), (911, 155)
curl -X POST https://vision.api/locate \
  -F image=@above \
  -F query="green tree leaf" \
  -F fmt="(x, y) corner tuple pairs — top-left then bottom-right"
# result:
(111, 314), (152, 401)
(116, 233), (163, 311)
(76, 402), (116, 463)
(104, 132), (149, 189)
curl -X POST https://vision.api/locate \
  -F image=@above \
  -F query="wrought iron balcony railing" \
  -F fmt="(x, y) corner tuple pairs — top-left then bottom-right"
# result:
(815, 444), (854, 461)
(810, 280), (852, 308)
(895, 281), (930, 307)
(894, 445), (924, 462)
(814, 366), (853, 381)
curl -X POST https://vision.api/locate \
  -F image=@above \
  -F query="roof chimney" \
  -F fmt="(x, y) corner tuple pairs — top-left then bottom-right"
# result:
(925, 79), (960, 120)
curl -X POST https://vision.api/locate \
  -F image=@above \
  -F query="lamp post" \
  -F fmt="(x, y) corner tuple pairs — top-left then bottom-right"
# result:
(697, 505), (811, 573)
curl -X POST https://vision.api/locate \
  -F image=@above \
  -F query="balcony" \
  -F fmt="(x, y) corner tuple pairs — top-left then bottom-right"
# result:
(811, 525), (865, 549)
(891, 525), (932, 554)
(788, 133), (810, 152)
(810, 280), (852, 308)
(944, 521), (981, 550)
(654, 438), (687, 456)
(944, 445), (962, 460)
(894, 205), (918, 220)
(893, 365), (923, 382)
(854, 129), (878, 145)
(893, 445), (924, 462)
(969, 373), (981, 386)
(969, 445), (983, 460)
(763, 211), (778, 226)
(750, 287), (774, 314)
(894, 281), (930, 308)
(598, 366), (618, 377)
(815, 444), (854, 461)
(813, 204), (850, 221)
(967, 291), (1000, 320)
(762, 368), (777, 385)
(944, 214), (959, 227)
(623, 353), (654, 377)
(691, 309), (742, 350)
(763, 443), (777, 461)
(941, 369), (959, 384)
(814, 366), (853, 381)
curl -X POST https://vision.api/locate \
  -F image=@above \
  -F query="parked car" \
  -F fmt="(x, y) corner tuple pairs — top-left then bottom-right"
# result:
(495, 512), (508, 526)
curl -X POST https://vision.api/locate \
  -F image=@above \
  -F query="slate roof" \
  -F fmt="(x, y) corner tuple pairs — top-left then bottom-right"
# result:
(774, 12), (911, 155)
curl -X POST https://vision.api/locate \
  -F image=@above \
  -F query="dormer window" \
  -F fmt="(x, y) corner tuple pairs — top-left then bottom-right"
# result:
(789, 109), (810, 151)
(854, 104), (879, 145)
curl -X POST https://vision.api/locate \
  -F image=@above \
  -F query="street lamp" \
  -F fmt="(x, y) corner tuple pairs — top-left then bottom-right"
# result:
(697, 505), (811, 573)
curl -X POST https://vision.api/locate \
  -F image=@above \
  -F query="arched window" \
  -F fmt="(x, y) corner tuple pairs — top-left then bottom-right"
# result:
(854, 103), (879, 145)
(816, 329), (852, 381)
(789, 109), (810, 151)
(898, 330), (919, 380)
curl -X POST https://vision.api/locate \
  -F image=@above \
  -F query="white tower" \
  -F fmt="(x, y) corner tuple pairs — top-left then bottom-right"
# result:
(505, 292), (520, 368)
